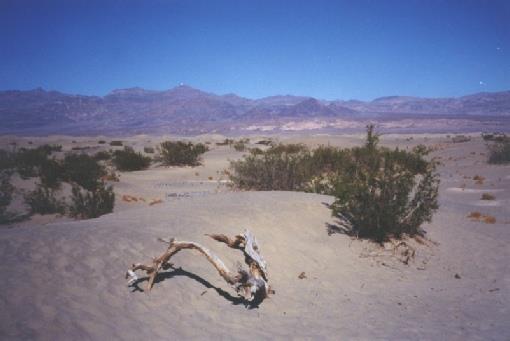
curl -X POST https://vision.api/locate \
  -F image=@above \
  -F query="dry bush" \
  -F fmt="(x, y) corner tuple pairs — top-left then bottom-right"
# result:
(468, 211), (482, 220)
(480, 193), (495, 200)
(483, 215), (496, 224)
(109, 140), (123, 146)
(473, 175), (485, 184)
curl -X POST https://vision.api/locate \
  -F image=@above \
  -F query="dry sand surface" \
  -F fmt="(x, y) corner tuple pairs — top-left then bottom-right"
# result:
(0, 133), (509, 340)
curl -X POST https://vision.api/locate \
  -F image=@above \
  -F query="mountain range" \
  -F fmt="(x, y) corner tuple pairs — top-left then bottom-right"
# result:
(1, 85), (509, 134)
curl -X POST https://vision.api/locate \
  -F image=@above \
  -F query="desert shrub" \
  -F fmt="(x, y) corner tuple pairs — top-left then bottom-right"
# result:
(487, 140), (510, 164)
(216, 138), (234, 146)
(158, 141), (209, 166)
(98, 140), (106, 144)
(93, 150), (112, 161)
(228, 125), (440, 242)
(482, 132), (508, 142)
(112, 147), (151, 171)
(62, 153), (106, 191)
(0, 173), (14, 223)
(39, 158), (64, 189)
(256, 139), (273, 146)
(233, 140), (247, 152)
(480, 193), (495, 200)
(229, 143), (313, 190)
(14, 145), (53, 178)
(24, 185), (66, 215)
(68, 184), (115, 219)
(0, 149), (15, 171)
(451, 135), (471, 143)
(110, 140), (123, 146)
(330, 126), (439, 242)
(144, 146), (155, 154)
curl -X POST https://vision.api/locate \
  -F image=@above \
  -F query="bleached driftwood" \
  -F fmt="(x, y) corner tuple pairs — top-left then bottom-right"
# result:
(126, 229), (271, 302)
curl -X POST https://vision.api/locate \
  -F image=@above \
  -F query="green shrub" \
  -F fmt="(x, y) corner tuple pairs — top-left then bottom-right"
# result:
(112, 147), (151, 171)
(233, 138), (250, 152)
(93, 150), (112, 161)
(24, 185), (66, 215)
(0, 149), (15, 171)
(0, 173), (14, 224)
(158, 141), (209, 166)
(216, 138), (234, 146)
(39, 158), (64, 189)
(14, 146), (52, 178)
(68, 184), (115, 219)
(144, 146), (155, 154)
(62, 154), (106, 191)
(110, 140), (123, 146)
(330, 126), (439, 242)
(487, 140), (510, 164)
(228, 143), (313, 190)
(98, 140), (106, 144)
(228, 125), (440, 242)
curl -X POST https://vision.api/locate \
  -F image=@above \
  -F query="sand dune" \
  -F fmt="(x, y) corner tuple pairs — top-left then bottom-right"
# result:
(1, 134), (509, 340)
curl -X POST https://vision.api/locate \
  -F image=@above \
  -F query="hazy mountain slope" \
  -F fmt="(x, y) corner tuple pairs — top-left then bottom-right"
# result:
(0, 85), (509, 134)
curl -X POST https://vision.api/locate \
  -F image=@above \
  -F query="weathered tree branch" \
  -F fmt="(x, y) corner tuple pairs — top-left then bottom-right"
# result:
(126, 229), (271, 303)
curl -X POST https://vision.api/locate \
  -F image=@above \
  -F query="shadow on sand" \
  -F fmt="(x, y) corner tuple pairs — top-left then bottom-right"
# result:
(129, 266), (264, 309)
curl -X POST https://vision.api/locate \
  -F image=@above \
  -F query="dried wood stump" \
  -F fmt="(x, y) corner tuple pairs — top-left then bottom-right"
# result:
(126, 229), (271, 303)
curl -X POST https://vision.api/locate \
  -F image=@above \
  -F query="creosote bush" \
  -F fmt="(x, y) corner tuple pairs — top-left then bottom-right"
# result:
(330, 126), (439, 242)
(487, 140), (510, 164)
(25, 185), (66, 215)
(62, 153), (106, 191)
(229, 143), (314, 191)
(157, 141), (208, 166)
(0, 173), (15, 223)
(68, 184), (115, 219)
(112, 147), (151, 171)
(228, 125), (440, 242)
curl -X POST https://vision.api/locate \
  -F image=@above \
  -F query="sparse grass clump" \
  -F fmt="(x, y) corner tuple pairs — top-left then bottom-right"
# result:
(468, 211), (497, 224)
(473, 175), (485, 185)
(157, 141), (209, 166)
(112, 147), (151, 171)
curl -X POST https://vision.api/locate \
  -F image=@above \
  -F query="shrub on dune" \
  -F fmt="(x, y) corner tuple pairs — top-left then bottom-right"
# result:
(68, 184), (115, 219)
(112, 147), (151, 171)
(157, 141), (209, 166)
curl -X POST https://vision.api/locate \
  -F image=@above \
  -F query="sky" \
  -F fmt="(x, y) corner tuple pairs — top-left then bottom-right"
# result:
(0, 0), (509, 101)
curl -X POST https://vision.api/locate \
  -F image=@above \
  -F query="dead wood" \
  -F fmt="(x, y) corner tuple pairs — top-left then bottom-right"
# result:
(126, 229), (271, 303)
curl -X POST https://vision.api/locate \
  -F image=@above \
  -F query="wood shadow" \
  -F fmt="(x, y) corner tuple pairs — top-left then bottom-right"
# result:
(129, 266), (263, 309)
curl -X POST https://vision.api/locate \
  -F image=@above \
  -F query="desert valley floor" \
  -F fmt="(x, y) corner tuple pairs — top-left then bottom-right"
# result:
(0, 133), (509, 340)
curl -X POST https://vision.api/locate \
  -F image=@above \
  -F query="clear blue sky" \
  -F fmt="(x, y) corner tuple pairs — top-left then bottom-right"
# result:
(0, 0), (509, 100)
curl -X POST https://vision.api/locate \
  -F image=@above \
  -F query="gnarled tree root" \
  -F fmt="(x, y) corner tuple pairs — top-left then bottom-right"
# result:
(126, 229), (272, 303)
